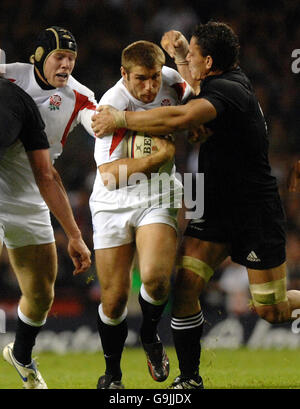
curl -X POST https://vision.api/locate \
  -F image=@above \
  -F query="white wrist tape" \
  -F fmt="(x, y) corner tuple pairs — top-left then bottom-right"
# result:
(112, 110), (127, 129)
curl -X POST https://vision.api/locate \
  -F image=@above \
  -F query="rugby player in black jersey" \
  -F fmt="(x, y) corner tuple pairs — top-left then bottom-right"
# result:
(92, 21), (300, 389)
(0, 77), (91, 388)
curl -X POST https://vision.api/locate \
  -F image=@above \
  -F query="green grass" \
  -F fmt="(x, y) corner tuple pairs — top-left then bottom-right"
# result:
(1, 347), (300, 389)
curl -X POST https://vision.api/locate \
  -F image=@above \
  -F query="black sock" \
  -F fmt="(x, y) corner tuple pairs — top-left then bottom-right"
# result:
(171, 311), (204, 378)
(97, 313), (128, 381)
(138, 292), (167, 344)
(13, 317), (42, 365)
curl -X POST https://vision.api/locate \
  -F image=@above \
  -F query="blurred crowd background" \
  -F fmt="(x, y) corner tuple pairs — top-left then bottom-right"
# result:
(0, 0), (300, 326)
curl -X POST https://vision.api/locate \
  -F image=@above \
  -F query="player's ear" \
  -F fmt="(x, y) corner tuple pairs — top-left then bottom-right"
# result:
(120, 66), (127, 79)
(206, 55), (213, 70)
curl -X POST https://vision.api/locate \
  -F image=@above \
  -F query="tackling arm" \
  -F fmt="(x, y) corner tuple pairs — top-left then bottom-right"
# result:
(92, 98), (217, 137)
(27, 149), (91, 274)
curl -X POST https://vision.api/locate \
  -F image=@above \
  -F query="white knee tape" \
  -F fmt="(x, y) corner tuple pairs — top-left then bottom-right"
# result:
(177, 256), (214, 282)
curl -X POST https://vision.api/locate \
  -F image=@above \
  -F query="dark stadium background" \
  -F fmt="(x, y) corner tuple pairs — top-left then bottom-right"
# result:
(1, 0), (300, 351)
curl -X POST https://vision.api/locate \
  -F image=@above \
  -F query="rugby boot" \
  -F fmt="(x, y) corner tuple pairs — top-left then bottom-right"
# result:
(97, 374), (125, 389)
(142, 337), (169, 382)
(168, 374), (204, 389)
(3, 342), (47, 389)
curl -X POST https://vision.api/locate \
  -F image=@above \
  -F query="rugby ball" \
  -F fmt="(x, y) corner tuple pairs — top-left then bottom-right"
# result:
(127, 131), (158, 158)
(127, 131), (173, 174)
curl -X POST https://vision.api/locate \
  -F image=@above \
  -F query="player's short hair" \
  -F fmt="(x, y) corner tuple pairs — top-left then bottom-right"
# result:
(121, 41), (165, 73)
(193, 21), (240, 72)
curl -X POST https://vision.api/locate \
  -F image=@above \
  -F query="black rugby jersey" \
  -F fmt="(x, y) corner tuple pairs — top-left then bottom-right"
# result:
(198, 67), (278, 203)
(0, 77), (49, 160)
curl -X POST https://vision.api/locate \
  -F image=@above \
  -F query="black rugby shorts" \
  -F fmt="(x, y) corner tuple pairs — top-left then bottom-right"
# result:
(184, 197), (286, 270)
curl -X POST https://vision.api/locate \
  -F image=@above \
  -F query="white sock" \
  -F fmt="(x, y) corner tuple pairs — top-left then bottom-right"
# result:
(98, 303), (127, 326)
(18, 305), (46, 327)
(140, 283), (168, 306)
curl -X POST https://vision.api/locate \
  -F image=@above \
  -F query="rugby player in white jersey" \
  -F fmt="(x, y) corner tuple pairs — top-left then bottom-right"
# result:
(0, 77), (91, 388)
(89, 40), (193, 389)
(0, 27), (96, 388)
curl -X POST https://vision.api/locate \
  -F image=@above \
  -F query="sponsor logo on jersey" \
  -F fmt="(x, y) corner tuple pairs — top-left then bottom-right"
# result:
(49, 94), (62, 110)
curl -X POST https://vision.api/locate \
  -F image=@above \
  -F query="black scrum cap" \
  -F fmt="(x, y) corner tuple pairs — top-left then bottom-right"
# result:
(32, 26), (77, 85)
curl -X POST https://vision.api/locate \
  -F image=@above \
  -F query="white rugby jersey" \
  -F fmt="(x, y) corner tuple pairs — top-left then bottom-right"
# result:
(0, 63), (97, 208)
(90, 66), (193, 210)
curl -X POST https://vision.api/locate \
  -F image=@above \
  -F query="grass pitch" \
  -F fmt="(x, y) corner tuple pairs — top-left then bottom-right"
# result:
(1, 347), (300, 389)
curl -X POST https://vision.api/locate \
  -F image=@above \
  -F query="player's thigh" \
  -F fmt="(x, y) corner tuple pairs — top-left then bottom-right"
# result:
(95, 243), (135, 300)
(7, 242), (57, 298)
(91, 208), (135, 250)
(136, 223), (177, 284)
(180, 236), (229, 270)
(248, 262), (286, 284)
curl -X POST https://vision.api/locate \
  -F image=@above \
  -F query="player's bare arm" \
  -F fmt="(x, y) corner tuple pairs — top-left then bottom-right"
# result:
(287, 159), (300, 192)
(27, 149), (91, 274)
(99, 136), (175, 188)
(92, 99), (217, 137)
(161, 30), (199, 93)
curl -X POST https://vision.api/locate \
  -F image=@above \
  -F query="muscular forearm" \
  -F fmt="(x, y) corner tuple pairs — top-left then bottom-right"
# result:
(124, 99), (217, 135)
(125, 105), (189, 135)
(37, 170), (82, 239)
(93, 99), (217, 137)
(100, 151), (171, 188)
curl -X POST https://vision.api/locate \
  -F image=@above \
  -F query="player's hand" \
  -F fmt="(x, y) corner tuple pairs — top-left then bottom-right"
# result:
(152, 135), (175, 162)
(92, 105), (126, 137)
(161, 30), (189, 64)
(188, 125), (213, 144)
(67, 237), (91, 275)
(288, 160), (300, 192)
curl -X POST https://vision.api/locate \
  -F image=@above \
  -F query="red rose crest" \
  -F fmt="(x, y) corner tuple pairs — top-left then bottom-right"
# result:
(49, 94), (62, 110)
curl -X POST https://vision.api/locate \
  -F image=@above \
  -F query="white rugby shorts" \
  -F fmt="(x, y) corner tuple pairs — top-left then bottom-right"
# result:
(0, 203), (55, 249)
(91, 205), (178, 250)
